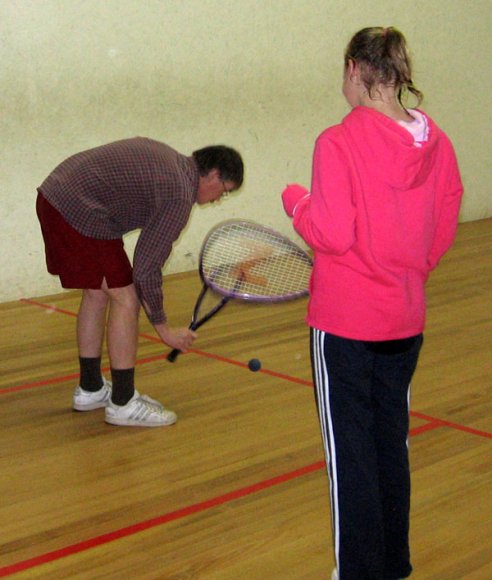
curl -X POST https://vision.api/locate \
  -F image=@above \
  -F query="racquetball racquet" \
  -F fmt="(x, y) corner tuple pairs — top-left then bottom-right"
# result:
(167, 219), (312, 362)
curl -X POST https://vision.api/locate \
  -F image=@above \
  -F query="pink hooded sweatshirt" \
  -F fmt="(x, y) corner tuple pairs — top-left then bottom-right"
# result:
(282, 106), (463, 341)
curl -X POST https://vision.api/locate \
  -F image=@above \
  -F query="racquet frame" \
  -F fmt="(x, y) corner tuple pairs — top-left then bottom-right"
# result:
(167, 220), (311, 362)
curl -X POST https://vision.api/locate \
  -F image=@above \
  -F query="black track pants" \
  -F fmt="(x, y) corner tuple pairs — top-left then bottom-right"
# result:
(310, 329), (423, 580)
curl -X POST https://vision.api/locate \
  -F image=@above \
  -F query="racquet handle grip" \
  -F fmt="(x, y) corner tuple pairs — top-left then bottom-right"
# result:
(167, 316), (202, 363)
(167, 348), (181, 363)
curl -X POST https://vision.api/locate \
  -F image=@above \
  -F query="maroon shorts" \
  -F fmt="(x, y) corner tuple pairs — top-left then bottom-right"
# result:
(36, 192), (133, 289)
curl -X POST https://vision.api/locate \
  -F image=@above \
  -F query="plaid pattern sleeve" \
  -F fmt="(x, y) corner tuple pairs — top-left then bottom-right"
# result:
(133, 199), (194, 325)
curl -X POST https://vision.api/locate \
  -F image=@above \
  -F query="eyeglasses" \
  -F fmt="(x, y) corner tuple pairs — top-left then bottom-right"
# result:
(221, 180), (233, 197)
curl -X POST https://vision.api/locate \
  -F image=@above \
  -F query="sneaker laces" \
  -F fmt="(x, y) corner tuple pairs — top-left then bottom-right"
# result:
(135, 391), (164, 410)
(133, 396), (168, 417)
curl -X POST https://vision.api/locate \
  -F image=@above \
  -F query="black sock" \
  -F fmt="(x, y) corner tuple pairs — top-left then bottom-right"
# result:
(110, 368), (135, 406)
(79, 357), (103, 392)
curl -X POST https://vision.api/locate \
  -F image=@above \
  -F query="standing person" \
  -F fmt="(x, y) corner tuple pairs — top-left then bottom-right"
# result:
(282, 27), (463, 579)
(37, 138), (243, 427)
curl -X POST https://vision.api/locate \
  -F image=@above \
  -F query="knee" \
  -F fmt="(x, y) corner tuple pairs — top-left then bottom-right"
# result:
(106, 284), (140, 315)
(83, 288), (110, 310)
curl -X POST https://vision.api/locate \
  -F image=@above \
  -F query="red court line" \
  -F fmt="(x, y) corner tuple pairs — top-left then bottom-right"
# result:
(183, 348), (314, 387)
(137, 334), (313, 385)
(408, 419), (444, 437)
(0, 355), (167, 396)
(9, 298), (492, 441)
(0, 373), (80, 395)
(410, 411), (492, 440)
(0, 421), (441, 577)
(19, 298), (78, 318)
(0, 461), (325, 577)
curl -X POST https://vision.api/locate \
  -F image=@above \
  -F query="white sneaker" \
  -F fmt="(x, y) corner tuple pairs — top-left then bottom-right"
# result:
(105, 392), (177, 427)
(137, 392), (163, 409)
(73, 378), (112, 411)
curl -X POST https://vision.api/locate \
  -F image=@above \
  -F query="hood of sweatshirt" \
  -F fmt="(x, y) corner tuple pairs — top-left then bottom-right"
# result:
(341, 106), (440, 191)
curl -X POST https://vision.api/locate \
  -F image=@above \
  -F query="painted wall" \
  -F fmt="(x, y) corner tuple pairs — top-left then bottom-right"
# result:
(1, 0), (491, 302)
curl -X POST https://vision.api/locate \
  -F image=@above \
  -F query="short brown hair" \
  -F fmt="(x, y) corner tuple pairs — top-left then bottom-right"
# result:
(192, 146), (244, 189)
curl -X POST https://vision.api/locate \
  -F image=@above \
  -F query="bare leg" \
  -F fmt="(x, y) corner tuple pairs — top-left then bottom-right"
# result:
(73, 282), (140, 407)
(74, 288), (109, 400)
(103, 282), (140, 369)
(76, 282), (140, 366)
(77, 288), (109, 358)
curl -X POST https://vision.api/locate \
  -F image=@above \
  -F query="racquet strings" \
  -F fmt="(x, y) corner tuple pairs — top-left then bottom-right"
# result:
(201, 221), (312, 301)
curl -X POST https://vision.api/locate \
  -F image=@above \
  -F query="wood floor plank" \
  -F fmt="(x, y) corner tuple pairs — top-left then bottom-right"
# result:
(0, 219), (490, 578)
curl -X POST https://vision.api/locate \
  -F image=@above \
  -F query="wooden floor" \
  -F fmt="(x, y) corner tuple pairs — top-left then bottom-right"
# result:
(0, 219), (491, 579)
